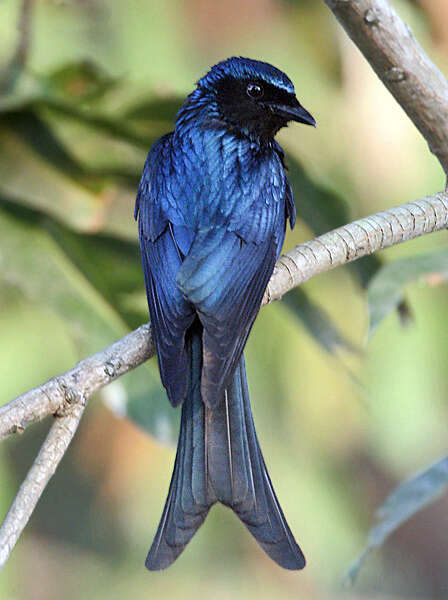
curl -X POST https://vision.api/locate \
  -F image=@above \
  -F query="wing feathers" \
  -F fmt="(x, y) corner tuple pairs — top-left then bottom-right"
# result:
(136, 131), (291, 408)
(177, 229), (277, 406)
(141, 227), (195, 406)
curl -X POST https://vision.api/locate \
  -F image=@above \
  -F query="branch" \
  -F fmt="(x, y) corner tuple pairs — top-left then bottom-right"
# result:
(0, 191), (446, 443)
(324, 0), (448, 181)
(0, 0), (34, 93)
(0, 324), (154, 441)
(0, 325), (154, 568)
(0, 400), (86, 571)
(264, 192), (448, 302)
(0, 189), (446, 568)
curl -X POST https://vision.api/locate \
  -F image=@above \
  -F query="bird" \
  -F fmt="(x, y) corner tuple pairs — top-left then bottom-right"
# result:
(135, 56), (316, 571)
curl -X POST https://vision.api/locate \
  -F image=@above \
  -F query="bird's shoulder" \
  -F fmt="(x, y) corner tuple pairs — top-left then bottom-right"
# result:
(135, 133), (172, 218)
(135, 132), (183, 243)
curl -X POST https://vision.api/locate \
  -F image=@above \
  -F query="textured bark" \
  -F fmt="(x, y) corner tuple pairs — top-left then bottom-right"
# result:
(324, 0), (448, 180)
(264, 192), (448, 302)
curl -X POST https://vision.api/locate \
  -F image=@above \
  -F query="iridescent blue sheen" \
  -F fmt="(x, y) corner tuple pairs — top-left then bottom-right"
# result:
(135, 57), (310, 572)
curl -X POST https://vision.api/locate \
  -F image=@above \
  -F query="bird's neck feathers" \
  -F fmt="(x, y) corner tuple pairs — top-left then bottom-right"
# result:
(174, 88), (276, 148)
(174, 89), (214, 131)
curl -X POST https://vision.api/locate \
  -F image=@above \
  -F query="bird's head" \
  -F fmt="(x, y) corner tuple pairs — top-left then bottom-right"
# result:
(194, 56), (316, 139)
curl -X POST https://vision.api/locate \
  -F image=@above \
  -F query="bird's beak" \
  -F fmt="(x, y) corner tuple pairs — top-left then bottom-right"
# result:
(276, 98), (316, 127)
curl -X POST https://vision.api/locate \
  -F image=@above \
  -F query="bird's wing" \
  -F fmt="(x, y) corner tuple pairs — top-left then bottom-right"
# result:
(136, 135), (195, 407)
(177, 228), (279, 406)
(173, 144), (292, 406)
(174, 138), (292, 409)
(136, 134), (294, 408)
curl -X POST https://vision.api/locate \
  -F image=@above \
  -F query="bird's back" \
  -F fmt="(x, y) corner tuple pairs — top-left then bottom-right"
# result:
(137, 55), (313, 571)
(141, 126), (289, 250)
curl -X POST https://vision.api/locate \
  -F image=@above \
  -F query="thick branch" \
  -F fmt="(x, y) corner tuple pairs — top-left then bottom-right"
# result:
(0, 191), (446, 442)
(264, 191), (448, 302)
(0, 400), (86, 571)
(324, 0), (448, 180)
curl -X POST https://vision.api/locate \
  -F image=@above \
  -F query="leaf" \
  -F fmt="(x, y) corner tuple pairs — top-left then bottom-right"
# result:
(367, 248), (448, 337)
(0, 78), (176, 241)
(3, 106), (142, 185)
(1, 82), (161, 150)
(124, 97), (183, 123)
(287, 155), (384, 289)
(45, 221), (145, 330)
(0, 201), (177, 442)
(0, 109), (145, 239)
(0, 60), (115, 114)
(346, 455), (448, 584)
(39, 98), (156, 149)
(4, 109), (93, 183)
(0, 119), (105, 232)
(282, 288), (357, 354)
(41, 61), (116, 103)
(287, 156), (350, 235)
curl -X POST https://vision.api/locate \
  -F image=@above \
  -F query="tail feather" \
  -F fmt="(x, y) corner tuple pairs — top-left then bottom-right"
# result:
(233, 360), (305, 569)
(146, 331), (305, 571)
(146, 335), (211, 570)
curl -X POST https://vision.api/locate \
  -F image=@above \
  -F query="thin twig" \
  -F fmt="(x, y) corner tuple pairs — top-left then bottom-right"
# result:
(0, 399), (86, 571)
(323, 0), (448, 182)
(0, 0), (34, 93)
(0, 191), (446, 444)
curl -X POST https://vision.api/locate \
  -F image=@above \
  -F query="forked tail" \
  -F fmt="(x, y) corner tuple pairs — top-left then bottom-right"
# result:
(146, 330), (305, 571)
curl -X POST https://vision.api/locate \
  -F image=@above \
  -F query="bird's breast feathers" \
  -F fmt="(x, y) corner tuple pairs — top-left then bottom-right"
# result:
(137, 127), (289, 252)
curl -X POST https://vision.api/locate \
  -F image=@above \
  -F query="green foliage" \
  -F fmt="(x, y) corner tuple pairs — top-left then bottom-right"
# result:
(282, 288), (357, 355)
(347, 455), (448, 583)
(368, 248), (448, 337)
(40, 61), (117, 103)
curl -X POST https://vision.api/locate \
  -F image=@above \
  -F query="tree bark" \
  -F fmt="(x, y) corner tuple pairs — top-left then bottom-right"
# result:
(324, 0), (448, 182)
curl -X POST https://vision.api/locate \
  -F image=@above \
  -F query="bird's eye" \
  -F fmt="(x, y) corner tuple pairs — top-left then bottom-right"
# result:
(246, 83), (263, 99)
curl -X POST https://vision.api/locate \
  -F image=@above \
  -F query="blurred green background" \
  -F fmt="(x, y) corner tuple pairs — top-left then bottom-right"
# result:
(1, 0), (448, 598)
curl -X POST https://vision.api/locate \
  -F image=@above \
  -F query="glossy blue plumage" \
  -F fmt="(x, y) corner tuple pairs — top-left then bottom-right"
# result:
(135, 57), (312, 571)
(136, 96), (294, 405)
(198, 56), (295, 94)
